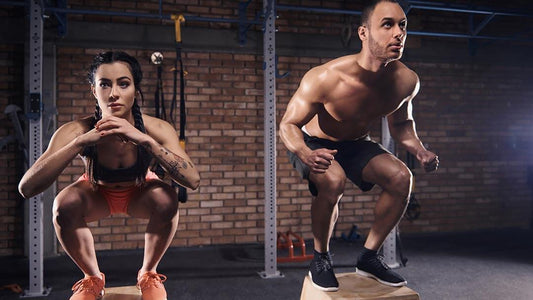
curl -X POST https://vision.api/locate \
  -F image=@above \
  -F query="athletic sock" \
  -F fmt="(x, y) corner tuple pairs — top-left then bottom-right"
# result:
(314, 249), (329, 259)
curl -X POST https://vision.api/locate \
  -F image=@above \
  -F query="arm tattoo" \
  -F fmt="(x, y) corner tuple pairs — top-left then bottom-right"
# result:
(156, 146), (191, 179)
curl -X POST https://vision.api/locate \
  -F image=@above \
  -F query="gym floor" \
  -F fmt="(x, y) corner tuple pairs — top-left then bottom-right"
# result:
(1, 228), (532, 299)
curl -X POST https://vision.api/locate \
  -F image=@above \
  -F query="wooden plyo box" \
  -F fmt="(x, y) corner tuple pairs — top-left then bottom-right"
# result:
(103, 286), (142, 300)
(301, 272), (420, 300)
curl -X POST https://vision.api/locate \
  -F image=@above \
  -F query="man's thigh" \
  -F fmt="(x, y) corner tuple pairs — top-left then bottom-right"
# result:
(361, 153), (410, 188)
(308, 160), (347, 192)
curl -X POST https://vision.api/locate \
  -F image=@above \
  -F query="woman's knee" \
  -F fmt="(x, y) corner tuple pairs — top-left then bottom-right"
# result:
(53, 188), (85, 228)
(146, 185), (179, 220)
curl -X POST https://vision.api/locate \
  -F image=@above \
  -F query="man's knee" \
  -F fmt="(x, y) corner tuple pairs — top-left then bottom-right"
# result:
(384, 167), (413, 200)
(313, 171), (346, 203)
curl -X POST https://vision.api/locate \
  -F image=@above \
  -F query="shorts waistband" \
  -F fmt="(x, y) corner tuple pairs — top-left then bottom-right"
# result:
(301, 126), (369, 143)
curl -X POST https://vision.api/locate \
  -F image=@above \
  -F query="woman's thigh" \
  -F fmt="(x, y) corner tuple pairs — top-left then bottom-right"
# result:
(54, 180), (110, 223)
(127, 180), (179, 219)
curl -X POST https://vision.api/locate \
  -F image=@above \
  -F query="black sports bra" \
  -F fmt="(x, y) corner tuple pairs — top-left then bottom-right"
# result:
(82, 145), (152, 183)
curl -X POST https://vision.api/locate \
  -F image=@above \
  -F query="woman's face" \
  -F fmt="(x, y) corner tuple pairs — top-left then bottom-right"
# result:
(91, 61), (137, 119)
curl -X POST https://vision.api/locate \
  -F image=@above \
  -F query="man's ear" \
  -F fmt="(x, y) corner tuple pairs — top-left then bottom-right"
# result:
(358, 25), (367, 41)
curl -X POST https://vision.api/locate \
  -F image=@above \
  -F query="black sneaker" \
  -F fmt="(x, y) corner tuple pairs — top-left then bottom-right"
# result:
(308, 252), (339, 292)
(356, 254), (407, 287)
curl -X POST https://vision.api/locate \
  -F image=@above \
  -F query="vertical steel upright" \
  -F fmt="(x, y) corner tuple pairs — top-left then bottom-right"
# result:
(259, 0), (282, 279)
(381, 117), (401, 268)
(22, 0), (51, 297)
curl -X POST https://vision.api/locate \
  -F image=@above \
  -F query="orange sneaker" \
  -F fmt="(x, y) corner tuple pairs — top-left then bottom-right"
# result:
(70, 273), (105, 300)
(136, 271), (167, 300)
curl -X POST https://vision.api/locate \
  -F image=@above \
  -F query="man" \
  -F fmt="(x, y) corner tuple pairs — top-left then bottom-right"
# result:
(279, 0), (439, 292)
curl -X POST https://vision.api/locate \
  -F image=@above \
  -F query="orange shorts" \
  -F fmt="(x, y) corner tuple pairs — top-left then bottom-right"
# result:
(77, 171), (159, 215)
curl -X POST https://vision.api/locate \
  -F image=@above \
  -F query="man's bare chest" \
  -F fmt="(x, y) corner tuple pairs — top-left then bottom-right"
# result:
(323, 85), (405, 122)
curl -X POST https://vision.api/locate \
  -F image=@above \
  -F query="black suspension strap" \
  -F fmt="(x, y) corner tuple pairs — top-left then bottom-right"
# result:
(171, 14), (188, 203)
(150, 52), (166, 178)
(152, 52), (166, 120)
(150, 51), (166, 178)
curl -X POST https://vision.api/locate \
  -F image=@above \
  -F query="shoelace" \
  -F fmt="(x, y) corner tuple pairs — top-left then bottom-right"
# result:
(138, 273), (167, 290)
(71, 276), (103, 296)
(314, 254), (333, 273)
(368, 254), (391, 270)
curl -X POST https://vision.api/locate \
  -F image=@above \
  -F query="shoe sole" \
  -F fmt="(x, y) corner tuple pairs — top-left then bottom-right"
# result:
(308, 271), (339, 292)
(136, 287), (167, 300)
(355, 268), (407, 287)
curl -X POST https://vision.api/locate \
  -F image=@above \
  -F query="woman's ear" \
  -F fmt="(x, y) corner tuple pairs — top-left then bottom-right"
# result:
(91, 85), (97, 99)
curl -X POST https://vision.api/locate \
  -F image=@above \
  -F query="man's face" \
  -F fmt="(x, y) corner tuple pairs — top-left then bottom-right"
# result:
(365, 2), (407, 62)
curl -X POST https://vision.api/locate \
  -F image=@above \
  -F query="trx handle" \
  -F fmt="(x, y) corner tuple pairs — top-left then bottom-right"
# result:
(171, 14), (185, 43)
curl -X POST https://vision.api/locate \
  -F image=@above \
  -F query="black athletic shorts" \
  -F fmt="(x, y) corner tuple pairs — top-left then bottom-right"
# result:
(288, 132), (391, 196)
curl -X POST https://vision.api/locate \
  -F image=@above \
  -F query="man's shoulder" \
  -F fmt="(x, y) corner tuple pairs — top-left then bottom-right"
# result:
(303, 64), (334, 85)
(393, 61), (418, 79)
(389, 61), (420, 97)
(388, 61), (418, 88)
(306, 55), (356, 81)
(322, 54), (357, 70)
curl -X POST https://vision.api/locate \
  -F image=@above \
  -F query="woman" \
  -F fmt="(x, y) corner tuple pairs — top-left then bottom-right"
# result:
(18, 51), (200, 300)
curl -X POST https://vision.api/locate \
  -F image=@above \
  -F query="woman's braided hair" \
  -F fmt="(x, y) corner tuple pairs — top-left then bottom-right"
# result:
(85, 51), (148, 185)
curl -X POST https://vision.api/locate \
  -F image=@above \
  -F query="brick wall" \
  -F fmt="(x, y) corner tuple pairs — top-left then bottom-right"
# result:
(1, 0), (532, 255)
(278, 56), (533, 236)
(0, 44), (25, 256)
(55, 48), (270, 249)
(49, 46), (533, 253)
(399, 62), (533, 233)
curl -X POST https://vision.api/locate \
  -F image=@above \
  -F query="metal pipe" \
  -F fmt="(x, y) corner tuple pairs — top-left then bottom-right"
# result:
(408, 0), (530, 14)
(43, 7), (261, 24)
(409, 4), (532, 17)
(276, 4), (361, 16)
(44, 6), (169, 19)
(186, 15), (261, 25)
(472, 13), (496, 36)
(0, 0), (25, 6)
(407, 0), (445, 5)
(408, 30), (532, 41)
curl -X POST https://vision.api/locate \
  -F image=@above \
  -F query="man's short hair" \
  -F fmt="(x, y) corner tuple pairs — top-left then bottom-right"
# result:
(360, 0), (400, 26)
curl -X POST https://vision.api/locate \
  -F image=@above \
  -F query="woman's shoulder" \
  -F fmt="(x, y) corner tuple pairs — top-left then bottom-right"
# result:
(56, 116), (94, 135)
(142, 115), (177, 142)
(142, 115), (174, 131)
(46, 116), (94, 155)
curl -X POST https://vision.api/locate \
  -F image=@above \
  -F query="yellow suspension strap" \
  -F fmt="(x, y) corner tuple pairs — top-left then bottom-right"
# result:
(171, 14), (188, 203)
